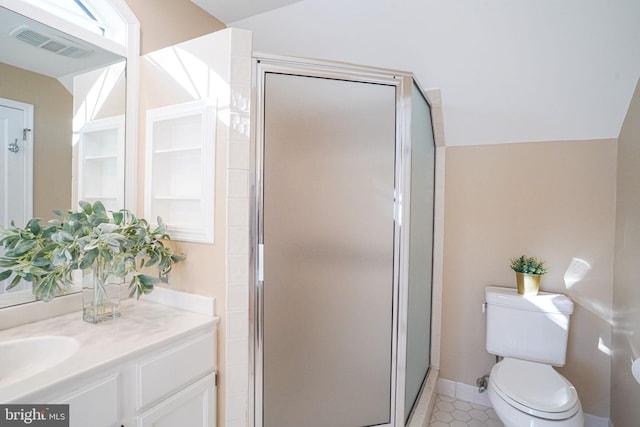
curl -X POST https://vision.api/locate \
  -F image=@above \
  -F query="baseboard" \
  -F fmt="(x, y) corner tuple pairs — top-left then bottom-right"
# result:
(437, 378), (492, 407)
(583, 414), (612, 427)
(437, 378), (610, 427)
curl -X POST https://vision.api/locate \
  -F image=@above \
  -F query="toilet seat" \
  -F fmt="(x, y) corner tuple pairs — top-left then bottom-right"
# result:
(490, 358), (580, 420)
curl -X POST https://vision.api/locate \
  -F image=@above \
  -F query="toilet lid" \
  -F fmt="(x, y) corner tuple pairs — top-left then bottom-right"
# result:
(490, 358), (580, 420)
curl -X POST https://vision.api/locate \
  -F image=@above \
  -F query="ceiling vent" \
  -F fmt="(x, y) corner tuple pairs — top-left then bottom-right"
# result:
(9, 25), (93, 58)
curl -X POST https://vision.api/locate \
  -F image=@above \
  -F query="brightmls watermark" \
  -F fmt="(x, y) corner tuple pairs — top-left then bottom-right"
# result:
(0, 405), (69, 426)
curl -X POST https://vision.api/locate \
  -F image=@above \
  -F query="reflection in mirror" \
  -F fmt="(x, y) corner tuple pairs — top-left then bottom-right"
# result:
(0, 6), (126, 308)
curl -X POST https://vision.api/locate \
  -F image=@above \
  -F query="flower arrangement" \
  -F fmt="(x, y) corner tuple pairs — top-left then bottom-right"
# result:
(0, 201), (184, 303)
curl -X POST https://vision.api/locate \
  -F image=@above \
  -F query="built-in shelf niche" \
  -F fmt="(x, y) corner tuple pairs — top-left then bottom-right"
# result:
(145, 100), (216, 243)
(77, 115), (125, 211)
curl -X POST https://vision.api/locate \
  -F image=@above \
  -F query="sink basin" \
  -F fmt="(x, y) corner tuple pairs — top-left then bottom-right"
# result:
(0, 336), (79, 387)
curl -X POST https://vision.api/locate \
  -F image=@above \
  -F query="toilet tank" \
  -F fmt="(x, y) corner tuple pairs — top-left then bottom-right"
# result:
(485, 286), (574, 366)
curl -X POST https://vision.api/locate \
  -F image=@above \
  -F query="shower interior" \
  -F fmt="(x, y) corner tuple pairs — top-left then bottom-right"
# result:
(251, 56), (436, 427)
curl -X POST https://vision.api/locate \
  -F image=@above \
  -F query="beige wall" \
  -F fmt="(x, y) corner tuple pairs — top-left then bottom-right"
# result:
(442, 139), (616, 417)
(125, 0), (225, 55)
(611, 78), (640, 427)
(0, 62), (72, 220)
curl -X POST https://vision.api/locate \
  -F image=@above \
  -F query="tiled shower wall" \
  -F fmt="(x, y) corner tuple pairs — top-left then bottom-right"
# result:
(224, 28), (252, 427)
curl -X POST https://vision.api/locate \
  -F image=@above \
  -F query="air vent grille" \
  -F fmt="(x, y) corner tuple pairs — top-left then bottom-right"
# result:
(10, 25), (92, 58)
(14, 28), (48, 46)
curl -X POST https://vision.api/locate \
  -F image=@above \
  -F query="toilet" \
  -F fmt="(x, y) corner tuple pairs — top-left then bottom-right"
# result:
(485, 286), (584, 427)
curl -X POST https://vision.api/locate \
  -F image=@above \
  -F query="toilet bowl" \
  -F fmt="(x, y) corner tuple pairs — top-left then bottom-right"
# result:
(488, 358), (584, 427)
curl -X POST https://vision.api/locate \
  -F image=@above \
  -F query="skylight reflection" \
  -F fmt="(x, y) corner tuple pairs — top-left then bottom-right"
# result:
(598, 336), (612, 357)
(563, 257), (592, 288)
(522, 293), (571, 331)
(73, 61), (125, 136)
(144, 47), (230, 125)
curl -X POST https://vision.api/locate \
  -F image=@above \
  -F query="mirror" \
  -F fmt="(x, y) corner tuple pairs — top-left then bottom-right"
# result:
(0, 6), (127, 308)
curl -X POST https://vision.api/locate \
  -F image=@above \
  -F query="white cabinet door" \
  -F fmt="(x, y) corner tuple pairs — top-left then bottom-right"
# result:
(137, 373), (216, 427)
(53, 374), (119, 427)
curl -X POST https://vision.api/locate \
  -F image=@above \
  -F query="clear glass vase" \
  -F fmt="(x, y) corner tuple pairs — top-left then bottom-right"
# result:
(83, 258), (121, 323)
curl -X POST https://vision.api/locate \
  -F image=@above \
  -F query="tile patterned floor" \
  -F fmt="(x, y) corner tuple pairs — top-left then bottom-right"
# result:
(429, 394), (504, 427)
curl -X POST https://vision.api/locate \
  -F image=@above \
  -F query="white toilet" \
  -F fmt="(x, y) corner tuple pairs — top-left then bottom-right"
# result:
(485, 286), (584, 427)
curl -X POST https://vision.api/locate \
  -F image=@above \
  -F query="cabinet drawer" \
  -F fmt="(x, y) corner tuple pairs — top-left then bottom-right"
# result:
(53, 374), (119, 427)
(136, 372), (216, 427)
(137, 331), (216, 409)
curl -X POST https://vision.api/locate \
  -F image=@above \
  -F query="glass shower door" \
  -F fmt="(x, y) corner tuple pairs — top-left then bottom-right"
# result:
(404, 83), (435, 421)
(260, 71), (397, 427)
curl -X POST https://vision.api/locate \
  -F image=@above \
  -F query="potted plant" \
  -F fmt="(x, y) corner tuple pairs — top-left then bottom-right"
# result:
(510, 255), (548, 296)
(0, 201), (184, 323)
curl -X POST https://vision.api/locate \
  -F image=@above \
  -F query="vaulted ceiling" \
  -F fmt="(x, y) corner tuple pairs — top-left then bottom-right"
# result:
(193, 0), (640, 147)
(190, 0), (301, 24)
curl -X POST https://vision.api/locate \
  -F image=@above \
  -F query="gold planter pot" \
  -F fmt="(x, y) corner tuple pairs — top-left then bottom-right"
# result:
(516, 272), (541, 296)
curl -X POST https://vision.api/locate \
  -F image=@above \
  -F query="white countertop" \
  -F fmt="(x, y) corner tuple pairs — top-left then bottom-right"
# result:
(0, 299), (219, 403)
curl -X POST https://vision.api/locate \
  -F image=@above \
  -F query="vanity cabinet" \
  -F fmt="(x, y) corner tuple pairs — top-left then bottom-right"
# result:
(24, 328), (217, 427)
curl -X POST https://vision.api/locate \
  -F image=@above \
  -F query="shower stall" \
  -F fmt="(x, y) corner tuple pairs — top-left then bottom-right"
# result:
(251, 55), (436, 427)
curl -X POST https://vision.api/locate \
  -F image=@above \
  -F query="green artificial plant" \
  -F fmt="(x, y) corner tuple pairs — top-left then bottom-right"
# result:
(0, 201), (184, 301)
(509, 255), (548, 276)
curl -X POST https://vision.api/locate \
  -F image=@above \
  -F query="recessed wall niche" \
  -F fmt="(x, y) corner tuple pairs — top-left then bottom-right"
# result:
(77, 115), (125, 211)
(144, 100), (216, 243)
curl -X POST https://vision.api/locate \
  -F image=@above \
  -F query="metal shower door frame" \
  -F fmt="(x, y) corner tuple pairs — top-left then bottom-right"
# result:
(250, 54), (419, 427)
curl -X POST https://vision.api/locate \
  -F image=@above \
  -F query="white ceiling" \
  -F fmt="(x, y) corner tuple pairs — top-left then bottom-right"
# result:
(190, 0), (301, 24)
(206, 0), (640, 147)
(0, 6), (123, 79)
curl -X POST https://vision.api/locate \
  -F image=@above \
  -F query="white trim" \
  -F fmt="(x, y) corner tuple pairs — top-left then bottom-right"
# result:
(430, 145), (446, 370)
(124, 27), (139, 214)
(108, 0), (140, 214)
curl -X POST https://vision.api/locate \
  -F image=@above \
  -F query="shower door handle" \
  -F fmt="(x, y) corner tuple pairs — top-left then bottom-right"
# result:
(257, 243), (264, 282)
